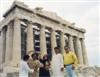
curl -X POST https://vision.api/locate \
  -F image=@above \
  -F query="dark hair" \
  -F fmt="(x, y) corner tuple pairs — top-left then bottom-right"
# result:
(54, 47), (61, 53)
(31, 53), (38, 60)
(54, 47), (60, 50)
(43, 54), (50, 61)
(23, 55), (29, 61)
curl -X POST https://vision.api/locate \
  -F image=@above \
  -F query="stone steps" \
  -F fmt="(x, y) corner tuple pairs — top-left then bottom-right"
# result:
(0, 66), (100, 77)
(75, 66), (100, 77)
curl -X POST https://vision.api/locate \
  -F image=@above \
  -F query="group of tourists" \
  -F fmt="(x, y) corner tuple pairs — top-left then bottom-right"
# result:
(19, 46), (78, 77)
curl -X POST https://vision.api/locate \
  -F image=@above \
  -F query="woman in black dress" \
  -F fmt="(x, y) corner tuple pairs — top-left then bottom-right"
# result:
(39, 54), (51, 77)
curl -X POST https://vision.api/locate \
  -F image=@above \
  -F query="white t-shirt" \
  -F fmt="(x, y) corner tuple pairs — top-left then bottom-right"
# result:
(19, 60), (34, 77)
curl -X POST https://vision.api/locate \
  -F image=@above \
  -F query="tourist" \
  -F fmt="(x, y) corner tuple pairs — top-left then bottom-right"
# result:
(51, 47), (64, 77)
(39, 54), (51, 77)
(28, 52), (42, 77)
(19, 55), (34, 77)
(63, 46), (78, 77)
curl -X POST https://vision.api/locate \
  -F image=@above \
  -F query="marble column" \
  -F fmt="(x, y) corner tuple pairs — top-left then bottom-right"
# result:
(0, 30), (5, 71)
(0, 31), (1, 65)
(5, 23), (13, 64)
(68, 35), (75, 52)
(40, 26), (47, 55)
(27, 21), (34, 53)
(60, 31), (65, 53)
(0, 31), (3, 65)
(12, 17), (21, 66)
(75, 37), (83, 64)
(1, 28), (6, 63)
(81, 38), (88, 65)
(51, 29), (57, 54)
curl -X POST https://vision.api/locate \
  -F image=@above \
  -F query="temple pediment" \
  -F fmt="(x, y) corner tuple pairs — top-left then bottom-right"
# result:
(3, 1), (70, 25)
(2, 1), (86, 33)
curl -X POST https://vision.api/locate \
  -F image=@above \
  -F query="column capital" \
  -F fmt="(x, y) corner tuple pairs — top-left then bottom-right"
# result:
(2, 25), (7, 32)
(39, 25), (45, 29)
(50, 28), (55, 32)
(14, 17), (20, 21)
(75, 36), (81, 40)
(60, 31), (64, 34)
(66, 33), (72, 37)
(29, 20), (33, 23)
(22, 19), (33, 25)
(67, 34), (74, 40)
(25, 20), (33, 25)
(68, 34), (73, 37)
(80, 38), (85, 40)
(7, 21), (12, 26)
(27, 21), (33, 27)
(55, 30), (62, 34)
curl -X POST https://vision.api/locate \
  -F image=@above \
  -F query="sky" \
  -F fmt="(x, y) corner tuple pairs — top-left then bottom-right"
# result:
(0, 0), (100, 66)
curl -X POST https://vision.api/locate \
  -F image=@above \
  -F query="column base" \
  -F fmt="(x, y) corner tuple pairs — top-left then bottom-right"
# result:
(3, 66), (19, 73)
(1, 62), (19, 77)
(1, 61), (19, 75)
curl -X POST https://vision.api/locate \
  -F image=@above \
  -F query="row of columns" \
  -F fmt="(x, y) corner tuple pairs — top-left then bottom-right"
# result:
(0, 18), (21, 66)
(26, 22), (47, 55)
(66, 35), (88, 65)
(26, 21), (88, 65)
(0, 18), (88, 67)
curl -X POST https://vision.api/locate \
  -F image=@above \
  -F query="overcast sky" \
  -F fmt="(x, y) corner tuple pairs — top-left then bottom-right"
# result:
(0, 0), (100, 66)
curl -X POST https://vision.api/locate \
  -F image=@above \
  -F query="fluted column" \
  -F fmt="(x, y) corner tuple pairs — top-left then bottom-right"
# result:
(81, 38), (88, 65)
(27, 21), (34, 53)
(0, 31), (1, 65)
(0, 28), (6, 63)
(75, 37), (83, 64)
(0, 30), (5, 71)
(51, 29), (57, 54)
(0, 31), (3, 65)
(68, 35), (75, 52)
(12, 17), (21, 66)
(60, 32), (65, 53)
(5, 23), (13, 63)
(40, 26), (47, 55)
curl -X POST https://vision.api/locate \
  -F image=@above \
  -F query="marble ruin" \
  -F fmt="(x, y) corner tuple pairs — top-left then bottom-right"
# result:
(1, 1), (99, 77)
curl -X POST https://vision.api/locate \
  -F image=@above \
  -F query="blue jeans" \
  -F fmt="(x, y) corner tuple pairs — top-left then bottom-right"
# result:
(65, 65), (77, 77)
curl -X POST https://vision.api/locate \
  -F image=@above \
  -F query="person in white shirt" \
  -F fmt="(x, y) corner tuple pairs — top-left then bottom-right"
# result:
(19, 55), (34, 77)
(51, 47), (64, 77)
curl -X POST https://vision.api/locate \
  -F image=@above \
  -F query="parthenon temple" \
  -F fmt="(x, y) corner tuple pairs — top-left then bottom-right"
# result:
(0, 1), (90, 77)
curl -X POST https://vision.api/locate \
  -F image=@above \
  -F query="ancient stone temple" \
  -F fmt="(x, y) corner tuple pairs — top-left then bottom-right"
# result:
(0, 1), (93, 77)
